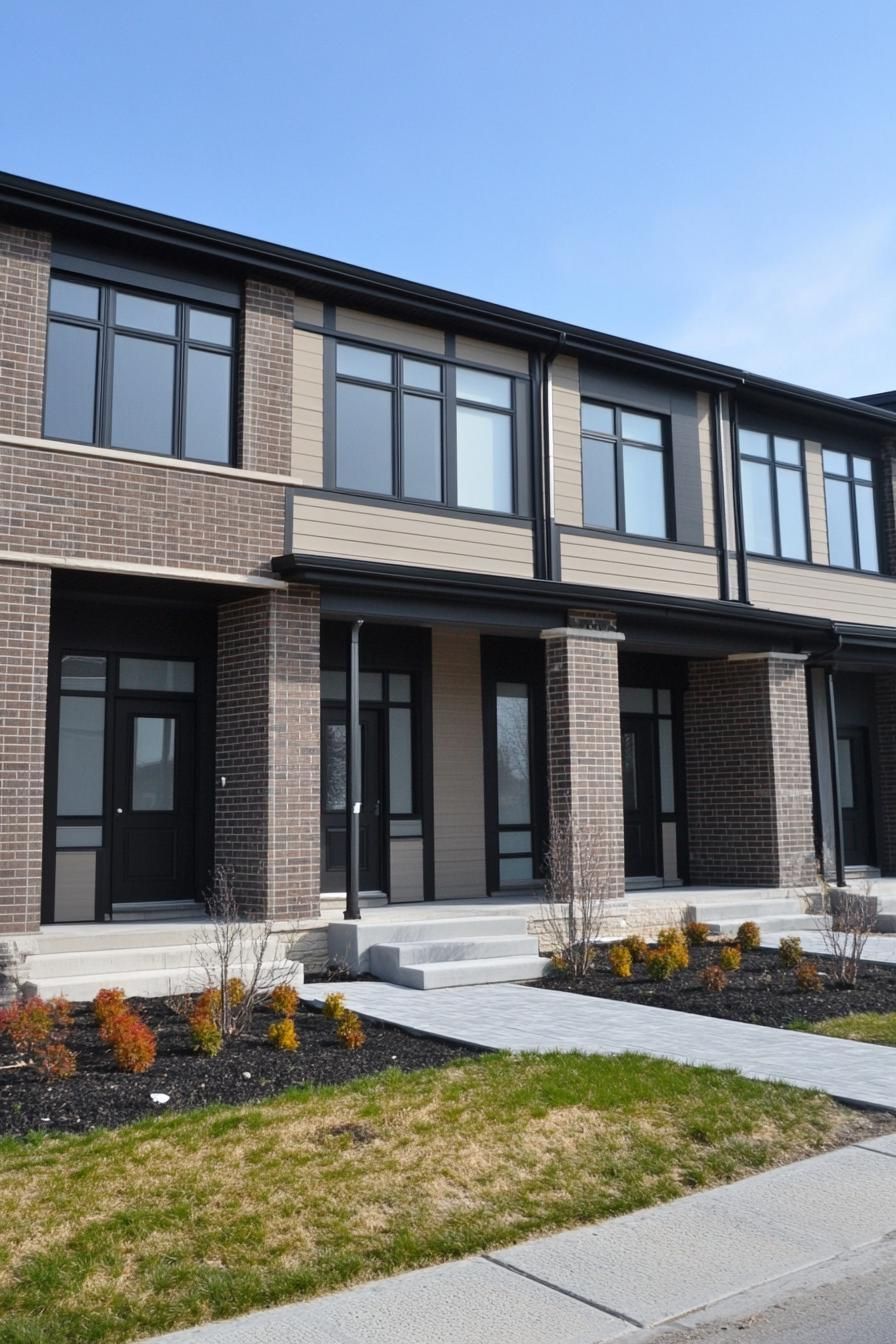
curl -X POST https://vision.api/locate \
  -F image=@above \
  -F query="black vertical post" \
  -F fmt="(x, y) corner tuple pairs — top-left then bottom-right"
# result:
(345, 619), (364, 920)
(825, 666), (846, 888)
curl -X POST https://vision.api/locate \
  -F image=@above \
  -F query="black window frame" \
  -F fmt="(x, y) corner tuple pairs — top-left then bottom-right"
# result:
(580, 400), (674, 541)
(822, 448), (882, 573)
(324, 337), (531, 519)
(43, 271), (238, 466)
(737, 428), (810, 561)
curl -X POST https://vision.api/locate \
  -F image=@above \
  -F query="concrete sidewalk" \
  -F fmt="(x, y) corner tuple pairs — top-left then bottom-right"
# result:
(139, 1135), (896, 1343)
(300, 980), (896, 1109)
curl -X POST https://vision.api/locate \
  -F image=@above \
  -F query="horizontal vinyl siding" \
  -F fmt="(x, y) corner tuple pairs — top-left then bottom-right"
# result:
(560, 531), (719, 599)
(552, 355), (582, 527)
(749, 559), (896, 626)
(291, 330), (324, 485)
(454, 335), (529, 374)
(334, 307), (445, 355)
(696, 392), (717, 549)
(389, 839), (424, 903)
(291, 494), (535, 577)
(432, 628), (486, 900)
(805, 441), (829, 565)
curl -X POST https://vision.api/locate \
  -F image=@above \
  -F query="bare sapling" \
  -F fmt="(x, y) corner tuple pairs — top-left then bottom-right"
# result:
(541, 811), (608, 977)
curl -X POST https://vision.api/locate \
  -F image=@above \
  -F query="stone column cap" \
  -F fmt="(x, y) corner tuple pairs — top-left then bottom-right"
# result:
(727, 651), (809, 663)
(540, 626), (625, 643)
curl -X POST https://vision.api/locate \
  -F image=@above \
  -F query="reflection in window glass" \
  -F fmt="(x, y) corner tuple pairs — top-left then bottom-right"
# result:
(402, 393), (443, 501)
(739, 429), (770, 458)
(457, 405), (512, 512)
(623, 443), (667, 538)
(581, 402), (614, 434)
(115, 291), (177, 335)
(120, 659), (194, 692)
(496, 683), (531, 825)
(61, 655), (106, 692)
(50, 278), (100, 320)
(582, 437), (617, 529)
(774, 436), (801, 466)
(321, 670), (346, 700)
(402, 358), (441, 391)
(185, 348), (231, 462)
(57, 696), (105, 815)
(499, 831), (532, 855)
(621, 731), (638, 809)
(837, 737), (855, 810)
(44, 323), (98, 442)
(825, 477), (854, 567)
(132, 717), (176, 811)
(188, 309), (233, 345)
(336, 382), (393, 494)
(389, 707), (413, 814)
(775, 466), (807, 560)
(620, 410), (663, 446)
(325, 722), (347, 811)
(336, 344), (392, 382)
(456, 367), (512, 408)
(658, 718), (675, 813)
(741, 459), (775, 554)
(389, 673), (412, 703)
(856, 486), (880, 571)
(56, 825), (103, 848)
(111, 334), (175, 454)
(500, 856), (533, 883)
(620, 687), (653, 714)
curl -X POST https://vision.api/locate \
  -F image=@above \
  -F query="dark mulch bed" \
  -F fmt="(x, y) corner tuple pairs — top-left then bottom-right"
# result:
(537, 944), (896, 1028)
(0, 997), (478, 1139)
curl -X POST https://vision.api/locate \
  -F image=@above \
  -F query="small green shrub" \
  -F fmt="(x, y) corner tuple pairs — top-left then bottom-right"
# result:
(701, 965), (728, 993)
(608, 944), (633, 979)
(795, 960), (822, 992)
(189, 1005), (223, 1057)
(685, 921), (711, 947)
(736, 921), (761, 952)
(268, 1018), (299, 1051)
(645, 948), (677, 981)
(719, 945), (742, 973)
(779, 936), (803, 969)
(621, 934), (648, 963)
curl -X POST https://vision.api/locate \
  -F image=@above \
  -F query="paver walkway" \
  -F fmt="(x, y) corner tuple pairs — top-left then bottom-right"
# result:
(761, 930), (896, 965)
(302, 981), (896, 1108)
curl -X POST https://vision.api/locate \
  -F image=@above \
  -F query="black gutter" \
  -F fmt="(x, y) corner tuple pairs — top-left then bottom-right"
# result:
(728, 393), (750, 604)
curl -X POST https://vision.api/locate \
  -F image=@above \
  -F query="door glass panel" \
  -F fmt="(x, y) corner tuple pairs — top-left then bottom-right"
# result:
(656, 688), (672, 715)
(499, 830), (532, 855)
(496, 682), (531, 825)
(325, 722), (347, 811)
(658, 718), (675, 813)
(132, 717), (176, 811)
(61, 655), (106, 692)
(56, 825), (102, 847)
(111, 333), (175, 454)
(57, 696), (105, 815)
(837, 737), (855, 810)
(119, 658), (194, 692)
(389, 707), (413, 814)
(54, 851), (96, 922)
(622, 730), (638, 808)
(389, 673), (412, 703)
(360, 672), (383, 700)
(500, 855), (534, 883)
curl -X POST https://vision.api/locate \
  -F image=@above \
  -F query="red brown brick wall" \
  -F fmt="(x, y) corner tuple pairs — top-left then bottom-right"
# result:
(0, 562), (50, 935)
(0, 224), (50, 440)
(239, 279), (294, 477)
(684, 654), (816, 887)
(215, 585), (320, 920)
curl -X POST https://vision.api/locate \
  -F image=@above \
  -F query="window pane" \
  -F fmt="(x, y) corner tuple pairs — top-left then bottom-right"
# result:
(775, 466), (807, 560)
(321, 670), (346, 700)
(499, 830), (532, 855)
(56, 825), (103, 847)
(500, 855), (534, 883)
(389, 707), (413, 814)
(739, 429), (770, 459)
(657, 689), (672, 715)
(582, 437), (617, 529)
(185, 348), (232, 462)
(620, 410), (663, 446)
(54, 851), (96, 922)
(620, 687), (653, 713)
(50, 278), (99, 320)
(132, 717), (176, 811)
(391, 818), (423, 837)
(115, 292), (177, 335)
(855, 484), (880, 571)
(188, 309), (233, 346)
(622, 731), (638, 808)
(774, 436), (801, 466)
(402, 393), (443, 501)
(837, 737), (855, 810)
(336, 382), (393, 494)
(456, 367), (512, 408)
(44, 321), (98, 442)
(741, 459), (775, 554)
(119, 658), (194, 692)
(582, 403), (614, 435)
(402, 358), (441, 392)
(853, 455), (873, 482)
(336, 344), (392, 382)
(389, 673), (412, 703)
(325, 722), (346, 810)
(496, 682), (530, 825)
(111, 334), (175, 455)
(825, 477), (854, 567)
(61, 655), (106, 692)
(57, 696), (105, 815)
(456, 405), (513, 512)
(360, 672), (383, 700)
(623, 443), (667, 538)
(823, 449), (849, 476)
(658, 718), (675, 813)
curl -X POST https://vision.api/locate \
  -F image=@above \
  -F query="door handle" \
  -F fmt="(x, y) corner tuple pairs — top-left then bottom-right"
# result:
(374, 800), (381, 816)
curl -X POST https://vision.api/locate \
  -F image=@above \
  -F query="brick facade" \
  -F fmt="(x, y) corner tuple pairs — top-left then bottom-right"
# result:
(0, 224), (50, 439)
(684, 653), (817, 887)
(542, 613), (626, 901)
(215, 585), (320, 921)
(0, 562), (50, 935)
(874, 674), (896, 875)
(239, 279), (294, 477)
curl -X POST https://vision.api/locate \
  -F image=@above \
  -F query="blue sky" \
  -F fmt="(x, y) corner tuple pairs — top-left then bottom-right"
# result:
(2, 0), (895, 396)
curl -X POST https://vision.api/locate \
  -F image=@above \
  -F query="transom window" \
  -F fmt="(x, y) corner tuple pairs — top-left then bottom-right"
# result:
(823, 449), (880, 572)
(332, 342), (524, 515)
(44, 275), (236, 464)
(581, 403), (671, 539)
(738, 429), (807, 560)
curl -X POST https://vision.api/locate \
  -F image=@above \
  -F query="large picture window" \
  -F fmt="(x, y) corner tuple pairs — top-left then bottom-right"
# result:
(823, 450), (880, 572)
(44, 275), (236, 464)
(738, 429), (808, 560)
(581, 403), (671, 539)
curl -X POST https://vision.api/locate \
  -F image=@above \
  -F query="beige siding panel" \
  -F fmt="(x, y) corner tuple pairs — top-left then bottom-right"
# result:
(749, 559), (896, 627)
(560, 532), (719, 599)
(696, 392), (717, 549)
(389, 839), (424, 903)
(805, 441), (829, 565)
(291, 330), (324, 485)
(552, 355), (583, 527)
(294, 294), (324, 327)
(291, 495), (534, 577)
(335, 307), (445, 355)
(454, 335), (529, 375)
(432, 628), (486, 899)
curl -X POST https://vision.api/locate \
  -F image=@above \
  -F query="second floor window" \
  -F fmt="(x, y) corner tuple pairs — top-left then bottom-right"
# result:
(581, 403), (670, 539)
(738, 429), (807, 561)
(43, 275), (236, 464)
(823, 450), (880, 572)
(333, 343), (524, 515)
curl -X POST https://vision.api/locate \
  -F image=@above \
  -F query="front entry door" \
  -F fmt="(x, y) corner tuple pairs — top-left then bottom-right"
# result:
(111, 699), (196, 904)
(321, 705), (384, 893)
(838, 727), (876, 868)
(621, 715), (659, 878)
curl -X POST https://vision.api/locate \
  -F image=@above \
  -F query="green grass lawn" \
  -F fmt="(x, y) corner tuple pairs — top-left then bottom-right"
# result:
(0, 1051), (865, 1344)
(791, 1012), (896, 1046)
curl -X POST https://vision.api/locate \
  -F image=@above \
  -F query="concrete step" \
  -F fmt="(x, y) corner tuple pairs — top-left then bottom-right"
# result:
(24, 959), (304, 1002)
(392, 954), (550, 990)
(34, 923), (216, 955)
(25, 940), (287, 980)
(328, 915), (531, 973)
(688, 897), (809, 923)
(709, 914), (826, 936)
(370, 935), (540, 980)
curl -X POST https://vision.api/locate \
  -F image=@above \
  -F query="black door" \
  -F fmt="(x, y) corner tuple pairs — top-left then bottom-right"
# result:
(111, 699), (196, 904)
(320, 705), (384, 893)
(621, 715), (659, 878)
(838, 727), (876, 867)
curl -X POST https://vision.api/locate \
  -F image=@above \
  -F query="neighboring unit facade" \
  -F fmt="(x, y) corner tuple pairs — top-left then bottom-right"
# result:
(2, 172), (896, 943)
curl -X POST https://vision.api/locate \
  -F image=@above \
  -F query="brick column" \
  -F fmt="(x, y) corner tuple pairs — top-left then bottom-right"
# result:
(0, 563), (51, 935)
(238, 278), (294, 476)
(0, 223), (51, 438)
(541, 612), (626, 901)
(215, 584), (320, 920)
(684, 653), (816, 887)
(874, 674), (896, 875)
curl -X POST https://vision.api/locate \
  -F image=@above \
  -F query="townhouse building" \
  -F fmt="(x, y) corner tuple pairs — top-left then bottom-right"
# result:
(2, 173), (895, 986)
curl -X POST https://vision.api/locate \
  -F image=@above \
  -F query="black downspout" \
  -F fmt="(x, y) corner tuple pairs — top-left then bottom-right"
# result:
(529, 351), (549, 580)
(825, 660), (846, 888)
(728, 392), (750, 604)
(539, 335), (566, 582)
(344, 618), (364, 920)
(710, 389), (731, 602)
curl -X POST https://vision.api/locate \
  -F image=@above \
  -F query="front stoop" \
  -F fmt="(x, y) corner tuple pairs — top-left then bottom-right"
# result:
(329, 915), (550, 988)
(685, 888), (824, 936)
